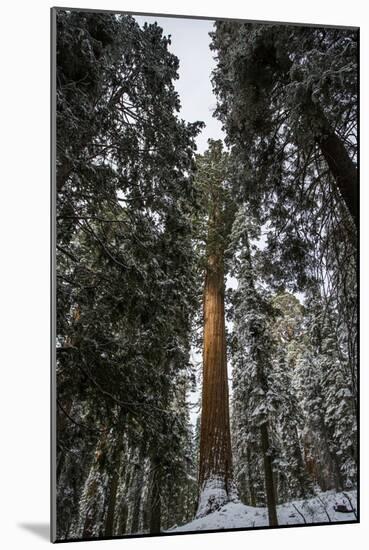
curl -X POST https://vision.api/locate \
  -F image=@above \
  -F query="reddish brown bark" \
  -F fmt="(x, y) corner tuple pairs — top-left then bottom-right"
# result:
(197, 251), (233, 515)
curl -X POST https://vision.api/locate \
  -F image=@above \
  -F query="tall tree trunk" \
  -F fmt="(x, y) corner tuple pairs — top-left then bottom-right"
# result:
(197, 251), (234, 517)
(56, 398), (73, 481)
(103, 411), (126, 536)
(292, 425), (312, 498)
(104, 439), (123, 536)
(304, 98), (358, 229)
(81, 433), (109, 539)
(316, 130), (358, 228)
(244, 231), (278, 526)
(149, 456), (161, 534)
(260, 423), (278, 526)
(116, 458), (130, 536)
(130, 446), (146, 534)
(117, 502), (128, 536)
(247, 445), (256, 507)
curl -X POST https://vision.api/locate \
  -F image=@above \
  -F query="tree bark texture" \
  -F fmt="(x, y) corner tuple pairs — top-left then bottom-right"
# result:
(149, 456), (162, 534)
(316, 129), (358, 228)
(130, 447), (146, 534)
(247, 445), (257, 507)
(304, 97), (358, 229)
(197, 251), (233, 516)
(244, 230), (279, 527)
(81, 434), (109, 539)
(104, 440), (123, 536)
(260, 423), (278, 526)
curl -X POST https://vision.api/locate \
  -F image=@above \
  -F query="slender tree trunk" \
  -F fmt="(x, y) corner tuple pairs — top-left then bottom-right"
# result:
(81, 434), (109, 539)
(56, 413), (95, 540)
(56, 399), (73, 480)
(243, 231), (278, 526)
(117, 502), (128, 536)
(116, 459), (130, 536)
(149, 456), (161, 534)
(142, 502), (150, 533)
(104, 439), (123, 536)
(292, 425), (312, 498)
(130, 451), (145, 534)
(101, 411), (125, 536)
(260, 423), (278, 526)
(197, 250), (234, 517)
(247, 446), (256, 507)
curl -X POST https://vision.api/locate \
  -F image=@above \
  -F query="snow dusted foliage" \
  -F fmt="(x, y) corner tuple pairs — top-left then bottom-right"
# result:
(212, 19), (357, 517)
(295, 299), (357, 492)
(228, 207), (279, 524)
(54, 11), (357, 539)
(56, 10), (202, 539)
(269, 294), (314, 500)
(228, 203), (356, 513)
(211, 22), (357, 228)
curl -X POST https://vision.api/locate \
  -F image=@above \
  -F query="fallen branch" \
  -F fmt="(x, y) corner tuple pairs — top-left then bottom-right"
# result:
(292, 503), (307, 524)
(343, 492), (357, 519)
(317, 495), (332, 522)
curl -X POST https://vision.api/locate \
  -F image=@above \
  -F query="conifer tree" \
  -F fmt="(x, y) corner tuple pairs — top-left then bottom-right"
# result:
(296, 297), (357, 491)
(229, 206), (278, 526)
(211, 22), (357, 513)
(195, 140), (237, 517)
(56, 10), (202, 539)
(211, 22), (358, 228)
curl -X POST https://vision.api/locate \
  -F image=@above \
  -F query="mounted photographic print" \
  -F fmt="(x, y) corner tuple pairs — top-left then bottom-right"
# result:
(51, 6), (359, 542)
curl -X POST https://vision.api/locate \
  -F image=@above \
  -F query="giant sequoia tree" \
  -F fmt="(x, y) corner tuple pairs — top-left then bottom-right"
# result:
(195, 141), (237, 517)
(54, 12), (358, 538)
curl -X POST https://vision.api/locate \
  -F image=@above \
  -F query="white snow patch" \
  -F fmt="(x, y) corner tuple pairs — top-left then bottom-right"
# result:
(168, 490), (357, 532)
(196, 478), (229, 518)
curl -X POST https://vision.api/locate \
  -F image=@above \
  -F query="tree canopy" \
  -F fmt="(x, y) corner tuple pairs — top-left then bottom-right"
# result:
(54, 12), (358, 540)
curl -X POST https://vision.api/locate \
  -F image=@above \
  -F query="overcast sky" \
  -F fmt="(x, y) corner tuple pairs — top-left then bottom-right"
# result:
(135, 14), (225, 153)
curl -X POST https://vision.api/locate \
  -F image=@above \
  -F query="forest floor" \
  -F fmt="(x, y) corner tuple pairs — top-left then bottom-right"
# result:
(168, 490), (357, 532)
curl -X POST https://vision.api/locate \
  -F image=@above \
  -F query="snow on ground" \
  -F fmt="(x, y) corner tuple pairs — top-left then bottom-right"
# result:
(168, 490), (357, 532)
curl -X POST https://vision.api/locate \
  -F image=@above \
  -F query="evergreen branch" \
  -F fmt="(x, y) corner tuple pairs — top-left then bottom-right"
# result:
(57, 399), (108, 434)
